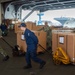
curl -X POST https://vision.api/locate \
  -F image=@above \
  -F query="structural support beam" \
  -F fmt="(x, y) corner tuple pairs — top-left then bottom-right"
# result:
(22, 9), (34, 21)
(0, 0), (12, 3)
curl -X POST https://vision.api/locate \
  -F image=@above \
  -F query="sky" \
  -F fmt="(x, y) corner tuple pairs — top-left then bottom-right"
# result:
(22, 8), (75, 25)
(43, 8), (75, 20)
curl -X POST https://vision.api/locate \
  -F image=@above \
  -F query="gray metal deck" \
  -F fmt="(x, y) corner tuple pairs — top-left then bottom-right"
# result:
(0, 30), (75, 75)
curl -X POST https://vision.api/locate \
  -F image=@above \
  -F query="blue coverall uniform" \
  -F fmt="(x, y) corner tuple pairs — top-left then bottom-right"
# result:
(24, 28), (44, 66)
(0, 24), (7, 32)
(0, 24), (8, 36)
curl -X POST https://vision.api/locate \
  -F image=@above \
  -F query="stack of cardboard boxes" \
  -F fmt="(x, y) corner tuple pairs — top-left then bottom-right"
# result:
(15, 22), (47, 53)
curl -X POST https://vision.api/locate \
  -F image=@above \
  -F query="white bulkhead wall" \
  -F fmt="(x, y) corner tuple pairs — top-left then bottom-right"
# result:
(5, 3), (15, 19)
(4, 3), (21, 20)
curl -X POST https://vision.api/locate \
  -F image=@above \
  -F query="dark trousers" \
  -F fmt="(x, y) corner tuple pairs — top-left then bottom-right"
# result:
(25, 47), (44, 65)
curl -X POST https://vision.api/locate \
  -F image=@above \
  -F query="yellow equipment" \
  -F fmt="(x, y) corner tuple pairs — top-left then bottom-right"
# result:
(53, 47), (70, 65)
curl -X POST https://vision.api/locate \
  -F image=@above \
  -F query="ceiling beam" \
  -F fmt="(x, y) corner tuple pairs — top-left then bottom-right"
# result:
(0, 0), (12, 3)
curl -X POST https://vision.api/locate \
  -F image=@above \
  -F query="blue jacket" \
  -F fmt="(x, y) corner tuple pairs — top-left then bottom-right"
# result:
(24, 28), (38, 50)
(0, 24), (7, 31)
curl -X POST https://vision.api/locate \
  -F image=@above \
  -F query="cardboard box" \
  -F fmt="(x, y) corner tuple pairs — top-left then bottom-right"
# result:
(33, 31), (46, 52)
(14, 22), (36, 33)
(52, 32), (58, 54)
(57, 33), (67, 53)
(14, 23), (21, 33)
(17, 32), (27, 52)
(67, 34), (75, 63)
(52, 32), (75, 63)
(17, 31), (46, 53)
(26, 22), (36, 30)
(36, 25), (44, 31)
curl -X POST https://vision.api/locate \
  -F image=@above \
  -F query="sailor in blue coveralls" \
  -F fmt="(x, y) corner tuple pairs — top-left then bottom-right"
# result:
(19, 23), (46, 69)
(0, 22), (8, 36)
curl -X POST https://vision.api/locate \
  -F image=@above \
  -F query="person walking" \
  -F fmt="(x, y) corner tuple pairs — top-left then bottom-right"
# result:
(19, 23), (46, 69)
